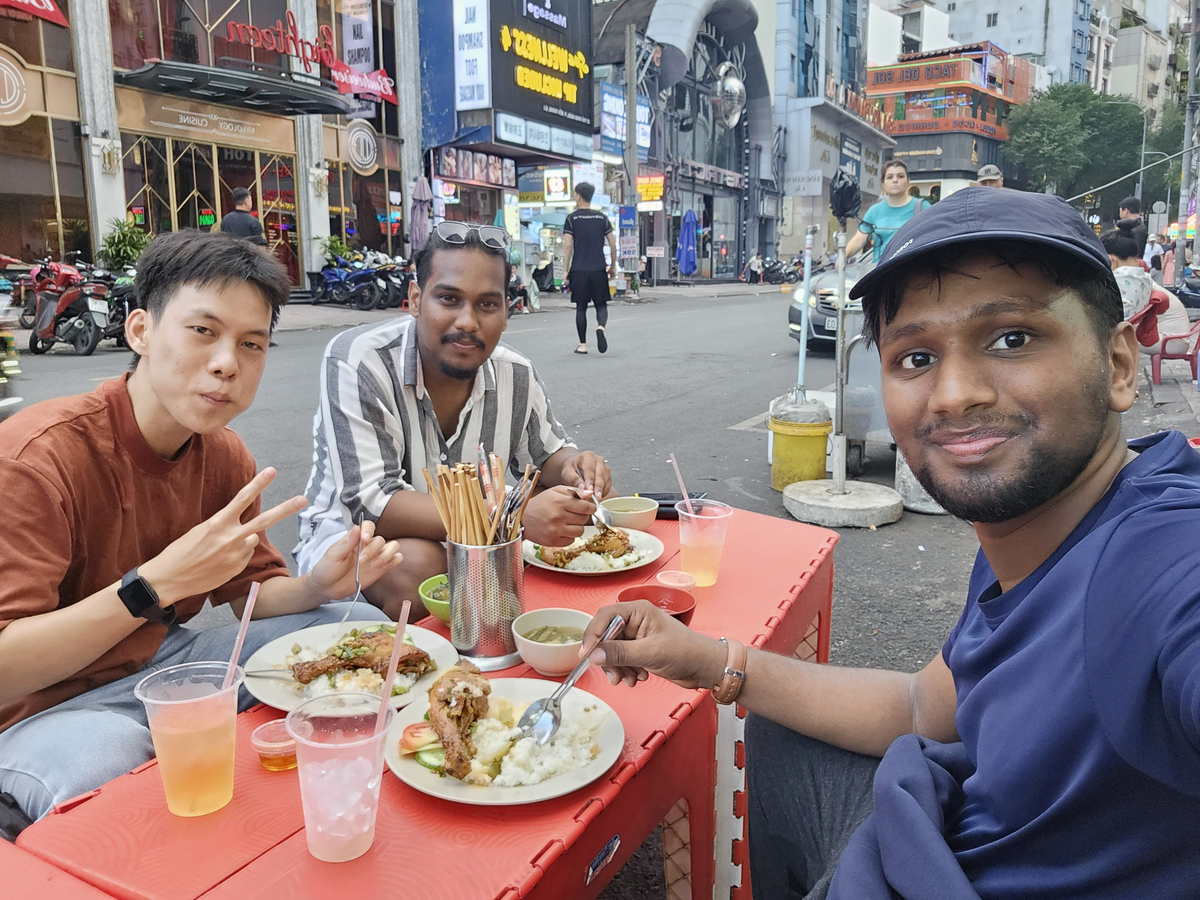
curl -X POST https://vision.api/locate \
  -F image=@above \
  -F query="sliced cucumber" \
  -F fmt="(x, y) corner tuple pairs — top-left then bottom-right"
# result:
(414, 747), (446, 771)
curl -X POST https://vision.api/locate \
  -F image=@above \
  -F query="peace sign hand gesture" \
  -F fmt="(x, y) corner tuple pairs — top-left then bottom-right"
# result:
(139, 468), (305, 608)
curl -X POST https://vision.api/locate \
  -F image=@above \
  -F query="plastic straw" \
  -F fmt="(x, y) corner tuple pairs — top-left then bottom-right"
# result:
(222, 581), (259, 690)
(669, 453), (695, 516)
(374, 600), (412, 734)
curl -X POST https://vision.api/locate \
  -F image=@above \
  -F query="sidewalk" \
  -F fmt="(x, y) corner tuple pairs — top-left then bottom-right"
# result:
(1139, 357), (1200, 437)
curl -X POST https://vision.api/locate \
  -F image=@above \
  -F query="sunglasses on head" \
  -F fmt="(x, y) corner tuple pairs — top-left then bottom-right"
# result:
(433, 221), (511, 251)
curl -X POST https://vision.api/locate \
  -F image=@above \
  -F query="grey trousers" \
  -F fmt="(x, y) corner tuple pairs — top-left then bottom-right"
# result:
(0, 600), (388, 821)
(746, 714), (880, 900)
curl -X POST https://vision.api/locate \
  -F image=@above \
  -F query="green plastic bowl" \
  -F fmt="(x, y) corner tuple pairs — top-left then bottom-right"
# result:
(418, 574), (450, 624)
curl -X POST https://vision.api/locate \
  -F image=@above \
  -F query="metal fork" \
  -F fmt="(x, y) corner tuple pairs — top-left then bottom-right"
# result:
(336, 515), (365, 629)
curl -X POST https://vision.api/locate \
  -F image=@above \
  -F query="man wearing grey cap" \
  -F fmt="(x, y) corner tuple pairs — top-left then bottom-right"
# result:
(976, 164), (1003, 187)
(577, 187), (1200, 898)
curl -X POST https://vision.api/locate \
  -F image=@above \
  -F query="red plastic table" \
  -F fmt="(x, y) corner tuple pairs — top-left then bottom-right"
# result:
(16, 510), (836, 900)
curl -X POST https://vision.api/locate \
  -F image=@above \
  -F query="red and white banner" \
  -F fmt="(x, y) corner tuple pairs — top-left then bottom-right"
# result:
(329, 59), (397, 106)
(1, 0), (68, 27)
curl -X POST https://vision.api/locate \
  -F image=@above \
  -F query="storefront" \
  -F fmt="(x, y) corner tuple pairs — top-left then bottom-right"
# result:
(0, 2), (88, 262)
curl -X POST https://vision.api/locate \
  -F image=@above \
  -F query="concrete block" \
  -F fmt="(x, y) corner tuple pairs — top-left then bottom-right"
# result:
(783, 480), (904, 529)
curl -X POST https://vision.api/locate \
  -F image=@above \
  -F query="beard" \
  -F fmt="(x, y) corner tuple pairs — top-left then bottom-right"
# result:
(438, 331), (484, 381)
(909, 372), (1113, 523)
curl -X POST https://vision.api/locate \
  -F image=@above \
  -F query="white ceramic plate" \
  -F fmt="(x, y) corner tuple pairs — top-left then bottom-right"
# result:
(243, 622), (458, 712)
(523, 526), (664, 577)
(385, 677), (625, 806)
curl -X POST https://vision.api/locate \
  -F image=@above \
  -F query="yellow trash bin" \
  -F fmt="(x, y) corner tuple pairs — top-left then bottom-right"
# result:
(770, 417), (832, 491)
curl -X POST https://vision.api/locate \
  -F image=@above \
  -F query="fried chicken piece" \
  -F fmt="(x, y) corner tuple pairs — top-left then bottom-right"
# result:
(427, 663), (492, 780)
(539, 543), (584, 568)
(583, 527), (631, 558)
(292, 631), (434, 685)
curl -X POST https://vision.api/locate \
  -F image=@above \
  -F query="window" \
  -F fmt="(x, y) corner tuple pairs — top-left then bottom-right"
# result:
(790, 53), (798, 84)
(947, 2), (956, 9)
(1075, 0), (1087, 16)
(986, 12), (998, 26)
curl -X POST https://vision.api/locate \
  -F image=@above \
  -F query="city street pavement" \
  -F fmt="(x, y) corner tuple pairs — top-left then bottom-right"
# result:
(10, 286), (1193, 898)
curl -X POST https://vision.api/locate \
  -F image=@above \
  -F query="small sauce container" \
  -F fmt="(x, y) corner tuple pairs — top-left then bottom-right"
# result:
(251, 718), (297, 771)
(656, 570), (697, 591)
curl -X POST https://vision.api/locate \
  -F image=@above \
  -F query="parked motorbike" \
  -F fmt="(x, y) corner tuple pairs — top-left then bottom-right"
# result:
(0, 255), (35, 329)
(91, 265), (138, 348)
(361, 249), (413, 309)
(1177, 275), (1200, 310)
(28, 256), (110, 356)
(310, 253), (385, 310)
(0, 274), (23, 421)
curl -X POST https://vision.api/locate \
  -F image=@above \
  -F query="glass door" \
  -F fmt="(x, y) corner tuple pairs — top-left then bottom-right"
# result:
(259, 153), (300, 285)
(121, 135), (172, 235)
(171, 141), (218, 231)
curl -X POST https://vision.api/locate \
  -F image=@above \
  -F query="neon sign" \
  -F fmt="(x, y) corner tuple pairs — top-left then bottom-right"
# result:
(226, 12), (334, 73)
(198, 208), (216, 226)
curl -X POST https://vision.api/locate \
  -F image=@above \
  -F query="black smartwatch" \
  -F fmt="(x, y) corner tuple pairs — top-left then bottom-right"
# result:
(118, 568), (177, 626)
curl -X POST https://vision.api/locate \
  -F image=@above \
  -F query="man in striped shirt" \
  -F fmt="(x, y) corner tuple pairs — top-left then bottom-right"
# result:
(294, 223), (612, 617)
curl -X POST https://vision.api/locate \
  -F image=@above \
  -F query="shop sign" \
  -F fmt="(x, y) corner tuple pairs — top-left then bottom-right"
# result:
(226, 13), (334, 73)
(491, 0), (593, 132)
(342, 0), (376, 118)
(0, 0), (67, 27)
(0, 48), (32, 126)
(543, 167), (571, 203)
(197, 207), (216, 227)
(550, 126), (573, 155)
(598, 83), (650, 162)
(526, 119), (551, 150)
(618, 233), (637, 259)
(496, 112), (526, 144)
(866, 58), (982, 95)
(891, 117), (1009, 141)
(573, 132), (592, 159)
(329, 64), (397, 105)
(637, 200), (663, 212)
(522, 0), (566, 31)
(784, 170), (823, 197)
(114, 87), (296, 152)
(839, 135), (862, 182)
(636, 172), (664, 202)
(346, 119), (379, 176)
(435, 145), (516, 187)
(454, 0), (491, 111)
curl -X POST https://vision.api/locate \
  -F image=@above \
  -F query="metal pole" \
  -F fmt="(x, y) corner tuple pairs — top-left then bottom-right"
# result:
(624, 24), (640, 207)
(796, 225), (819, 395)
(1137, 111), (1147, 200)
(1176, 1), (1198, 291)
(832, 228), (849, 494)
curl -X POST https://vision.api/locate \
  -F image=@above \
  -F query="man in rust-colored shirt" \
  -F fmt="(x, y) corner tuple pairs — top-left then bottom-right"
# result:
(0, 232), (403, 827)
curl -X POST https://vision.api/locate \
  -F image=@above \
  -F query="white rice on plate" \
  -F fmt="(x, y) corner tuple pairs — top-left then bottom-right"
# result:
(461, 697), (604, 787)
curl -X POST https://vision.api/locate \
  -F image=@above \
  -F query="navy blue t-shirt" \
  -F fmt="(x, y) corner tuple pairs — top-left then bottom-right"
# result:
(831, 431), (1200, 899)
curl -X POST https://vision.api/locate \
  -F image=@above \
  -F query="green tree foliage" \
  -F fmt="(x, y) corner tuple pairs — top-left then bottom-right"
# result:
(1007, 84), (1145, 207)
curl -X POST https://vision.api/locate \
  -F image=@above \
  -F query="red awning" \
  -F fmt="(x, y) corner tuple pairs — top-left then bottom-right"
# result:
(1, 0), (68, 27)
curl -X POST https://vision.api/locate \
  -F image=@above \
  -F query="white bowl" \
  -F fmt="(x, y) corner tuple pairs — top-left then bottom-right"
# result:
(512, 608), (593, 676)
(601, 496), (659, 531)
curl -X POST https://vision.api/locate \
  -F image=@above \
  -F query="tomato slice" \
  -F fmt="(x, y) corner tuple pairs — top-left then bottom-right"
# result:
(400, 721), (440, 753)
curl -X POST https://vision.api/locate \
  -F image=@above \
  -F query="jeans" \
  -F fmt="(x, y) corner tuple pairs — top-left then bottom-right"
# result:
(745, 715), (880, 900)
(0, 600), (388, 822)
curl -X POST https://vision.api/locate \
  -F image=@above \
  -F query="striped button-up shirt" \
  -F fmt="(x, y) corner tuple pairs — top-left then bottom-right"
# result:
(293, 317), (573, 569)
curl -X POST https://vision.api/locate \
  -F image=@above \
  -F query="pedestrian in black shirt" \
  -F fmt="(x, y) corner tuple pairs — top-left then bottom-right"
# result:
(220, 187), (268, 247)
(563, 182), (617, 354)
(1117, 195), (1148, 258)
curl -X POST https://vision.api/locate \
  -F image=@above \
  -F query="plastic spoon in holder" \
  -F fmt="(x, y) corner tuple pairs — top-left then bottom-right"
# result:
(517, 615), (624, 746)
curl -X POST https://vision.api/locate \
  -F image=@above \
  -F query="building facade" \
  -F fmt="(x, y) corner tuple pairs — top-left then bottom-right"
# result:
(773, 0), (897, 258)
(867, 41), (1034, 196)
(0, 0), (418, 285)
(868, 0), (955, 65)
(937, 0), (1092, 84)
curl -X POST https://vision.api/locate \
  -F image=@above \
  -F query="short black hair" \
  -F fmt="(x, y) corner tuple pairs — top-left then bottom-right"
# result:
(575, 182), (595, 202)
(1100, 219), (1141, 261)
(861, 239), (1122, 348)
(1118, 195), (1141, 214)
(136, 230), (289, 330)
(415, 226), (512, 293)
(232, 187), (252, 205)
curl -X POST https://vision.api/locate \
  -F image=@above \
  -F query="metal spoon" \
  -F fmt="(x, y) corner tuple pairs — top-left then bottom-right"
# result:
(517, 615), (624, 746)
(591, 501), (615, 532)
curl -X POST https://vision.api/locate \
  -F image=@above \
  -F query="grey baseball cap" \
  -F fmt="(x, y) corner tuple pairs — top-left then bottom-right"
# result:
(977, 164), (1003, 181)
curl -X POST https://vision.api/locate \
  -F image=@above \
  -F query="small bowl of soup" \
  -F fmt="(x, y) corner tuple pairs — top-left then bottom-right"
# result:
(418, 574), (450, 624)
(601, 496), (659, 531)
(512, 608), (593, 676)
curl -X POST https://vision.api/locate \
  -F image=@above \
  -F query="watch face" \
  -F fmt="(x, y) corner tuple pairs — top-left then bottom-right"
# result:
(119, 571), (167, 621)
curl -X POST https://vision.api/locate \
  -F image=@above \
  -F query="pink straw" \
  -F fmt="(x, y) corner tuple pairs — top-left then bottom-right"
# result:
(669, 453), (695, 516)
(374, 600), (412, 734)
(222, 582), (259, 690)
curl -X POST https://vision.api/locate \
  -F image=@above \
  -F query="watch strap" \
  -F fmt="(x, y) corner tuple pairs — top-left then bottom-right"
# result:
(118, 568), (177, 626)
(711, 637), (747, 705)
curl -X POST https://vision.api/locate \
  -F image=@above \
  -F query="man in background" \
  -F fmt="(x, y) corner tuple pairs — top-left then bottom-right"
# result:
(1117, 195), (1148, 257)
(977, 164), (1004, 188)
(563, 182), (617, 355)
(220, 188), (267, 247)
